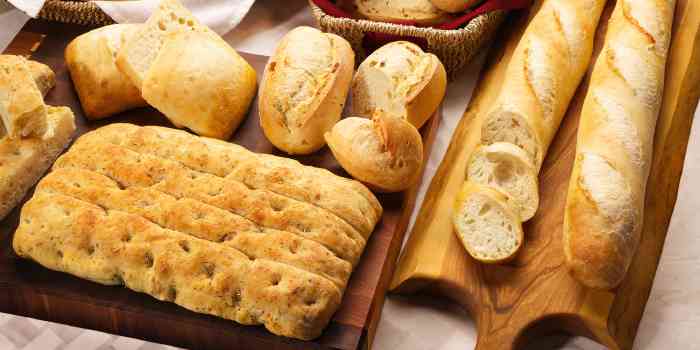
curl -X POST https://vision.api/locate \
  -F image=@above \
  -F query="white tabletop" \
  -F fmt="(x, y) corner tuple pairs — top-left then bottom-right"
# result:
(1, 0), (699, 349)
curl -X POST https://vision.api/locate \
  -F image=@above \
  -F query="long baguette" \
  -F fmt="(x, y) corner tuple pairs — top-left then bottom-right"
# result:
(564, 0), (675, 290)
(480, 0), (606, 170)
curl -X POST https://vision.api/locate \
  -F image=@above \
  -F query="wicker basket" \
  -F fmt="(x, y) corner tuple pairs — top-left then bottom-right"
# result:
(309, 2), (506, 77)
(37, 0), (114, 27)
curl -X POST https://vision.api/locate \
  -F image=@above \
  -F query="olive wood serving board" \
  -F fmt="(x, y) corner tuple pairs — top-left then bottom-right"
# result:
(0, 19), (441, 350)
(389, 1), (700, 349)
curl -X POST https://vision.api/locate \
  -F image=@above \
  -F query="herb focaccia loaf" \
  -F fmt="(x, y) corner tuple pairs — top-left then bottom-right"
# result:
(13, 123), (382, 340)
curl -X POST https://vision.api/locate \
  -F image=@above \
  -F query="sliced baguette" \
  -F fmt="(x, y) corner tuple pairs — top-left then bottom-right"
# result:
(467, 142), (539, 221)
(453, 182), (523, 263)
(0, 106), (76, 220)
(0, 55), (47, 138)
(351, 41), (446, 129)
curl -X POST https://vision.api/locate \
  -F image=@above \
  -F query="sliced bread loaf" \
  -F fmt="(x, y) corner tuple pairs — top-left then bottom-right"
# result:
(467, 142), (539, 221)
(453, 182), (523, 263)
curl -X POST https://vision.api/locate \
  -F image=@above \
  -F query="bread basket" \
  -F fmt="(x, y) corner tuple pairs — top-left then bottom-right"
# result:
(309, 0), (528, 77)
(37, 0), (114, 26)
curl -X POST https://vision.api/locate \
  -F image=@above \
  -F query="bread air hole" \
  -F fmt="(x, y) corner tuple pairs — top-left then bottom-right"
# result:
(145, 251), (154, 267)
(167, 285), (177, 301)
(304, 296), (317, 306)
(479, 203), (491, 216)
(271, 274), (281, 286)
(202, 262), (215, 278)
(178, 240), (190, 253)
(231, 289), (242, 307)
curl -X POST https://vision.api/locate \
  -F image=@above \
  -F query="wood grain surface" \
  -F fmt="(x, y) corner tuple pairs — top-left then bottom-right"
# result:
(390, 1), (700, 350)
(0, 20), (440, 350)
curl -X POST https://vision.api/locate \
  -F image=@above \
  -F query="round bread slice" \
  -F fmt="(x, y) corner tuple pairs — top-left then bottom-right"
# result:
(452, 182), (524, 264)
(466, 142), (539, 221)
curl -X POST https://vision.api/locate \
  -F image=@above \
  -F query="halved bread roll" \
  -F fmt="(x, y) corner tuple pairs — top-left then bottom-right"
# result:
(117, 0), (256, 140)
(351, 41), (446, 129)
(259, 26), (354, 155)
(467, 142), (539, 221)
(66, 24), (146, 119)
(325, 111), (423, 193)
(453, 182), (523, 263)
(0, 55), (47, 139)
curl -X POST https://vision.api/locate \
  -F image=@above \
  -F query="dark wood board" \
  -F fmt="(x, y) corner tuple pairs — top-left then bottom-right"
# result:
(0, 19), (441, 350)
(389, 1), (700, 349)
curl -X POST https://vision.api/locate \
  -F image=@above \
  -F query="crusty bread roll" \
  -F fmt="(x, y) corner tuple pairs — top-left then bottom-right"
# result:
(352, 41), (446, 130)
(354, 0), (451, 25)
(117, 0), (257, 140)
(325, 111), (423, 193)
(259, 26), (354, 155)
(564, 0), (675, 290)
(480, 0), (606, 170)
(429, 0), (480, 13)
(66, 24), (147, 120)
(467, 142), (539, 221)
(0, 55), (47, 138)
(0, 106), (76, 220)
(453, 182), (523, 263)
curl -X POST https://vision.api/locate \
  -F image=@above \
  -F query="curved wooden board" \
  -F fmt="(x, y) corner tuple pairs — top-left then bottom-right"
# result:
(390, 1), (700, 349)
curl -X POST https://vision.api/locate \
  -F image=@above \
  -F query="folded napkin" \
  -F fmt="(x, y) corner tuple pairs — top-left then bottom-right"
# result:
(6, 0), (255, 35)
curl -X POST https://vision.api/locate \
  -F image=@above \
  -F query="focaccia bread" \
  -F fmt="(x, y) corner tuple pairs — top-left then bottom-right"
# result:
(0, 106), (76, 220)
(13, 123), (382, 340)
(65, 24), (147, 119)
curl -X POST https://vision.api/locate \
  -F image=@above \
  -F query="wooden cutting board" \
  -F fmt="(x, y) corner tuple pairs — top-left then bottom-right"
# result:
(0, 20), (440, 350)
(390, 1), (700, 349)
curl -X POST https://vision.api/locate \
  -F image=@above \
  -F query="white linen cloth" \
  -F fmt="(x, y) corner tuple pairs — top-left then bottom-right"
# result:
(0, 0), (699, 348)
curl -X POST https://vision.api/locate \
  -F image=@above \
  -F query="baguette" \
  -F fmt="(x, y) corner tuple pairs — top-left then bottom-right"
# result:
(259, 26), (354, 155)
(564, 0), (675, 290)
(480, 0), (606, 170)
(65, 24), (147, 119)
(0, 55), (47, 138)
(325, 111), (424, 193)
(352, 41), (446, 129)
(0, 106), (76, 220)
(453, 182), (523, 263)
(79, 123), (382, 236)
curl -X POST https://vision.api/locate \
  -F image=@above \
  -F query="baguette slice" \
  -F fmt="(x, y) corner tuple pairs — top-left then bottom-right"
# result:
(453, 182), (523, 263)
(351, 41), (446, 129)
(0, 106), (76, 220)
(467, 142), (539, 221)
(0, 55), (47, 138)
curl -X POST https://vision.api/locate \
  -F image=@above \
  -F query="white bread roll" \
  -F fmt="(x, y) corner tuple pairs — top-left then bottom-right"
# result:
(325, 111), (424, 193)
(453, 182), (524, 263)
(66, 24), (146, 120)
(354, 0), (451, 25)
(259, 26), (354, 155)
(480, 0), (607, 170)
(352, 41), (446, 130)
(429, 0), (480, 13)
(117, 0), (256, 140)
(564, 0), (675, 290)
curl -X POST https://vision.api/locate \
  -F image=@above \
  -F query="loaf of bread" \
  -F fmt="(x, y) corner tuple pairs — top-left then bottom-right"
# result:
(480, 0), (606, 170)
(0, 106), (76, 220)
(428, 0), (480, 13)
(352, 41), (446, 130)
(564, 0), (675, 290)
(453, 182), (523, 263)
(259, 26), (354, 155)
(354, 0), (451, 25)
(0, 55), (47, 138)
(66, 24), (147, 119)
(13, 123), (382, 340)
(117, 0), (257, 140)
(325, 111), (424, 192)
(453, 0), (606, 263)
